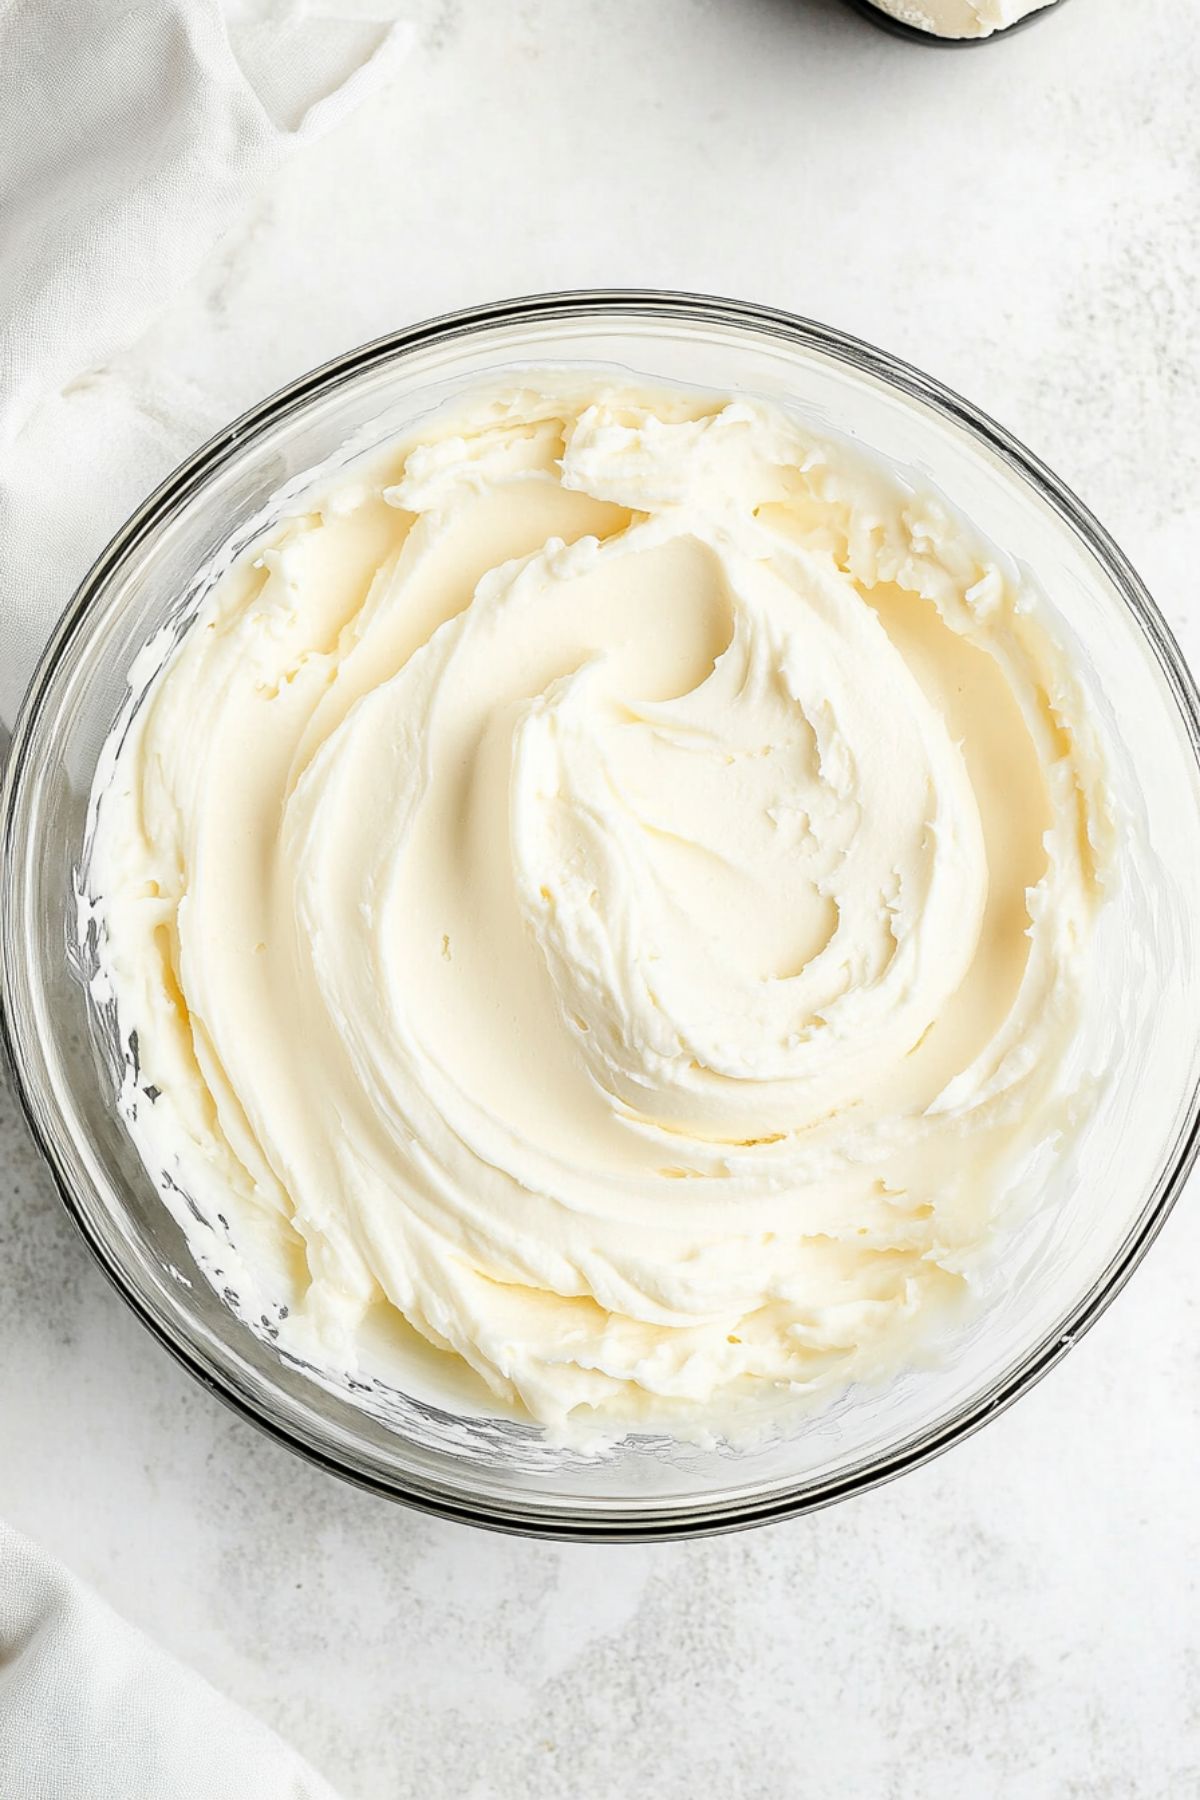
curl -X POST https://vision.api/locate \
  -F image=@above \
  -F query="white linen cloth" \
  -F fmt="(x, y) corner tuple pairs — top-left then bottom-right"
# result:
(0, 0), (410, 728)
(0, 0), (409, 1790)
(0, 1522), (342, 1798)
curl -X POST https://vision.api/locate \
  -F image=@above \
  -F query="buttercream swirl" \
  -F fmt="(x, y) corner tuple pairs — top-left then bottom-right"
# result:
(91, 379), (1110, 1433)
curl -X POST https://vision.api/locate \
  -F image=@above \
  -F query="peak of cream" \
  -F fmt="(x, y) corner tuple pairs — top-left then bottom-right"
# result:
(89, 378), (1111, 1439)
(869, 0), (1056, 38)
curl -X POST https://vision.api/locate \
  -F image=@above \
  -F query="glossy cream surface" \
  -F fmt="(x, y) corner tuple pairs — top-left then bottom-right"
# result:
(89, 378), (1112, 1436)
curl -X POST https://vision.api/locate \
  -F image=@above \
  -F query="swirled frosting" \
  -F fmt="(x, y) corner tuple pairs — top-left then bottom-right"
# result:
(91, 378), (1111, 1436)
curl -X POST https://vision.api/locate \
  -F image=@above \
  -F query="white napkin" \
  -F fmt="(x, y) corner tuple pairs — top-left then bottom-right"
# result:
(0, 0), (410, 729)
(0, 1522), (342, 1799)
(0, 1), (409, 1789)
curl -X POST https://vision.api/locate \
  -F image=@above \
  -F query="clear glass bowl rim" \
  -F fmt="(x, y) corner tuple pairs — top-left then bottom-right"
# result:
(3, 287), (1199, 1542)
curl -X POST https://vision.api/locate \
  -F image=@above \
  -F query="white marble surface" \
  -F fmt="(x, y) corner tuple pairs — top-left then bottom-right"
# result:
(4, 0), (1200, 1794)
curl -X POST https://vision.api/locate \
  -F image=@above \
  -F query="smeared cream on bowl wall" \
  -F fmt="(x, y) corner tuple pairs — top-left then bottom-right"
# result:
(87, 377), (1113, 1442)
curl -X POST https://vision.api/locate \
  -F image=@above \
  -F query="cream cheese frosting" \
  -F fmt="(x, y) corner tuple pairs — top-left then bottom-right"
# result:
(88, 377), (1112, 1438)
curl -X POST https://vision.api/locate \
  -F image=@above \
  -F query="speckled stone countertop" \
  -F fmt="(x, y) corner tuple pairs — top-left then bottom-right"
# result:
(3, 2), (1199, 1794)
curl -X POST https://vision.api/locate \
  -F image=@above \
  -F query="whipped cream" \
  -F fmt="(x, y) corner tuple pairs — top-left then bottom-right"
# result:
(89, 377), (1113, 1439)
(868, 0), (1056, 38)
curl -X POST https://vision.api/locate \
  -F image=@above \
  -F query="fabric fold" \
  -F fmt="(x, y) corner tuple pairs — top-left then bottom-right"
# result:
(0, 0), (410, 725)
(0, 1522), (342, 1799)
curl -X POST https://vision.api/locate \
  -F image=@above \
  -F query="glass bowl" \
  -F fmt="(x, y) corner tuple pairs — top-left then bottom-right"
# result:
(4, 290), (1199, 1541)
